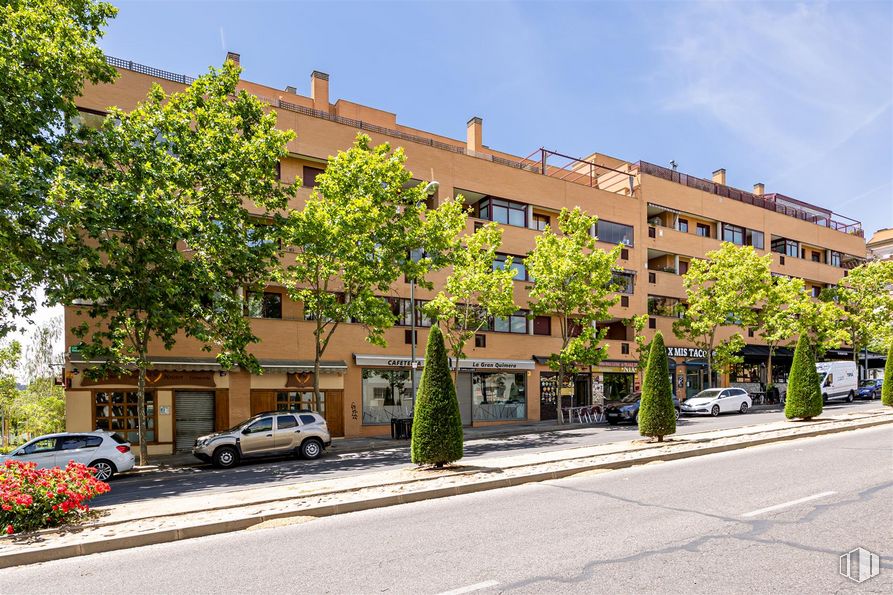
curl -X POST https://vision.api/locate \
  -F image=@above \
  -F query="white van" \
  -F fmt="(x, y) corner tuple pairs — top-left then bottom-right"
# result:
(815, 361), (858, 403)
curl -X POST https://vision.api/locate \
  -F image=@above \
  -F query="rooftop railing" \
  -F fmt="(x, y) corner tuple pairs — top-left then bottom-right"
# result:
(635, 161), (863, 237)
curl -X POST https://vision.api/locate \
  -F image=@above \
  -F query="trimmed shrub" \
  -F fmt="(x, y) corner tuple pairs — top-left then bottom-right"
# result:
(411, 325), (464, 467)
(1, 460), (110, 534)
(882, 343), (892, 407)
(784, 335), (823, 420)
(638, 331), (676, 442)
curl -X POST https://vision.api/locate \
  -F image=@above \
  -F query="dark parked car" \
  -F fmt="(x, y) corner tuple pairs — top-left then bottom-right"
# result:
(605, 391), (681, 425)
(856, 379), (883, 400)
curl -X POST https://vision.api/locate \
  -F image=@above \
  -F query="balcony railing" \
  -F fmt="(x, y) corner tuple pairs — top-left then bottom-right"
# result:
(636, 161), (863, 237)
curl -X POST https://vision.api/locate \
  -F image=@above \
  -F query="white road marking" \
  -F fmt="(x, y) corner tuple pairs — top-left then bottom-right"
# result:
(436, 580), (500, 595)
(742, 491), (837, 517)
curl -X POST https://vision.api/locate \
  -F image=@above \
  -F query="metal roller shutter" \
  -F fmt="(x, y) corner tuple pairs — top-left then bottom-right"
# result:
(175, 391), (215, 452)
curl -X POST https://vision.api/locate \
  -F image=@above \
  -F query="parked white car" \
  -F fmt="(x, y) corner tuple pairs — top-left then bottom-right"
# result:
(681, 388), (752, 416)
(0, 431), (135, 481)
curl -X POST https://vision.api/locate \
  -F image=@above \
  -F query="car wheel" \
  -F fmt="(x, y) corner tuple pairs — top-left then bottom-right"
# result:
(301, 438), (323, 460)
(607, 419), (619, 426)
(739, 402), (749, 414)
(89, 459), (116, 481)
(212, 446), (239, 468)
(711, 405), (720, 417)
(674, 408), (681, 421)
(847, 390), (854, 403)
(822, 393), (828, 404)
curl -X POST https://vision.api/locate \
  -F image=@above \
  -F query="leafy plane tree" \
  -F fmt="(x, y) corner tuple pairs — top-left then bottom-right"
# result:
(525, 207), (620, 422)
(638, 331), (676, 442)
(0, 0), (117, 337)
(50, 62), (294, 464)
(279, 134), (465, 412)
(410, 325), (464, 468)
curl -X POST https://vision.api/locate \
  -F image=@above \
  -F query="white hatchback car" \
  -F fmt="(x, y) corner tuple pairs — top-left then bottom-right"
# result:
(0, 431), (135, 481)
(681, 388), (752, 416)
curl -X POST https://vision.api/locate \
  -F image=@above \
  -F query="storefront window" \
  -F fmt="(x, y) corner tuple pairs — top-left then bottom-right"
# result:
(362, 369), (413, 424)
(94, 391), (155, 443)
(472, 372), (526, 420)
(275, 391), (323, 415)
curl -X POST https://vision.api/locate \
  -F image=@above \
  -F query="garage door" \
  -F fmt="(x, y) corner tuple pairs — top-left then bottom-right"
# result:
(175, 391), (215, 452)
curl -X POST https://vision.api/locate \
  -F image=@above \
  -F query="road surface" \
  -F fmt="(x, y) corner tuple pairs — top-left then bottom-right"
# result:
(2, 420), (890, 593)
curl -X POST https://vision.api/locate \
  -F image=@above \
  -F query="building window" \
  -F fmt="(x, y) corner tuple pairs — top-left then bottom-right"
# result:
(493, 254), (528, 281)
(811, 285), (822, 298)
(492, 310), (529, 334)
(620, 295), (629, 307)
(404, 329), (417, 344)
(746, 229), (764, 250)
(648, 318), (656, 329)
(611, 271), (635, 295)
(389, 298), (432, 327)
(478, 197), (527, 227)
(722, 223), (745, 246)
(648, 272), (656, 284)
(677, 218), (689, 233)
(828, 251), (842, 267)
(303, 166), (324, 187)
(594, 220), (634, 246)
(475, 334), (486, 348)
(533, 316), (551, 336)
(811, 251), (820, 263)
(472, 372), (526, 421)
(275, 161), (281, 180)
(648, 226), (656, 239)
(648, 295), (685, 318)
(362, 369), (412, 424)
(532, 213), (550, 231)
(696, 223), (710, 238)
(94, 391), (155, 443)
(620, 248), (629, 260)
(679, 260), (689, 275)
(276, 391), (321, 414)
(621, 343), (630, 355)
(772, 238), (799, 258)
(245, 291), (282, 319)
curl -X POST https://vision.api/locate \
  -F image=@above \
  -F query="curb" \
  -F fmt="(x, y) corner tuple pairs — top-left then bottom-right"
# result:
(1, 414), (890, 569)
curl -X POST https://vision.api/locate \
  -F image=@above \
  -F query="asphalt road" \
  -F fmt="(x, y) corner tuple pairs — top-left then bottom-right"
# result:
(2, 422), (890, 593)
(92, 399), (883, 507)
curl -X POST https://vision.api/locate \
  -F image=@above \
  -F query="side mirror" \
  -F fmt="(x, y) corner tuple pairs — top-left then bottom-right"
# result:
(241, 428), (251, 435)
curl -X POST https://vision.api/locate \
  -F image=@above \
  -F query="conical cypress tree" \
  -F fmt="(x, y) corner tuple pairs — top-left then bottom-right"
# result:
(639, 331), (676, 442)
(785, 335), (823, 420)
(411, 325), (464, 467)
(882, 343), (893, 407)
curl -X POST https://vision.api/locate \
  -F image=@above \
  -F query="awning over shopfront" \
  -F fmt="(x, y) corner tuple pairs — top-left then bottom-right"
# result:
(68, 353), (347, 374)
(257, 359), (347, 374)
(356, 354), (535, 370)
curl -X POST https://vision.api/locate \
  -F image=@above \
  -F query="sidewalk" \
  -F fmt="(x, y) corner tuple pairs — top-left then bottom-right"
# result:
(1, 408), (890, 568)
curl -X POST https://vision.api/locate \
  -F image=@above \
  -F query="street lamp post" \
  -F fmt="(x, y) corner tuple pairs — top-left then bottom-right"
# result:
(409, 181), (439, 410)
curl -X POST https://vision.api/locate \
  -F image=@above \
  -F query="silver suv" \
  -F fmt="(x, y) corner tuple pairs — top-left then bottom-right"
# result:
(192, 410), (331, 468)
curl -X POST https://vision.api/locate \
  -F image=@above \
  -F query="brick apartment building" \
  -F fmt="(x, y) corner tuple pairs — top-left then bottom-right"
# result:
(63, 54), (867, 453)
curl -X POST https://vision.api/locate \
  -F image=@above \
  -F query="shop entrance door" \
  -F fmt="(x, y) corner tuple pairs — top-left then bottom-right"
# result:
(175, 391), (215, 452)
(685, 368), (703, 398)
(324, 390), (344, 437)
(539, 373), (558, 421)
(574, 376), (591, 407)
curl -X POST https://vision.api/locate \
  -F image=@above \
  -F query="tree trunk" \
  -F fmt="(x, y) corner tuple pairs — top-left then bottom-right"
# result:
(767, 349), (774, 387)
(314, 318), (323, 415)
(557, 365), (565, 424)
(706, 351), (713, 390)
(136, 363), (149, 466)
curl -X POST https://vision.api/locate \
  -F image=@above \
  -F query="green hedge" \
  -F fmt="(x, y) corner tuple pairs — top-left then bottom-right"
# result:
(882, 343), (892, 407)
(638, 331), (676, 441)
(784, 335), (823, 420)
(411, 325), (464, 467)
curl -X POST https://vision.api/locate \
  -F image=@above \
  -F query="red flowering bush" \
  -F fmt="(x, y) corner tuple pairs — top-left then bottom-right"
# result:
(0, 460), (110, 535)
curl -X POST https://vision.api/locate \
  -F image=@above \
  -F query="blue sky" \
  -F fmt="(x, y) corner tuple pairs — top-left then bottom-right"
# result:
(98, 0), (893, 236)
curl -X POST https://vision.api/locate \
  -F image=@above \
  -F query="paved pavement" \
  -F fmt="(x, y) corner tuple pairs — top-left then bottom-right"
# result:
(94, 400), (882, 507)
(3, 421), (889, 593)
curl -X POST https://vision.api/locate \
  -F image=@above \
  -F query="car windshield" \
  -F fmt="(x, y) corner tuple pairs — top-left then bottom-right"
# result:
(692, 389), (723, 399)
(859, 380), (877, 387)
(618, 392), (640, 403)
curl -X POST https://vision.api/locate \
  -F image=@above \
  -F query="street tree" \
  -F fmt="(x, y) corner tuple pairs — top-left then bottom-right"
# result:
(49, 62), (294, 464)
(673, 243), (771, 387)
(638, 331), (676, 442)
(425, 221), (517, 383)
(784, 335), (823, 420)
(0, 341), (22, 447)
(823, 261), (893, 367)
(279, 134), (466, 411)
(788, 296), (848, 359)
(525, 208), (620, 421)
(410, 325), (463, 468)
(625, 313), (650, 374)
(882, 343), (892, 407)
(0, 0), (118, 337)
(755, 276), (807, 390)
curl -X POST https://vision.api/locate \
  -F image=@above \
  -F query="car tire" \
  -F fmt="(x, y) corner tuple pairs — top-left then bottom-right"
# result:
(674, 408), (681, 421)
(301, 438), (323, 460)
(607, 419), (619, 426)
(847, 390), (854, 403)
(822, 393), (828, 404)
(739, 402), (749, 414)
(711, 405), (720, 417)
(212, 446), (239, 469)
(89, 459), (116, 481)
